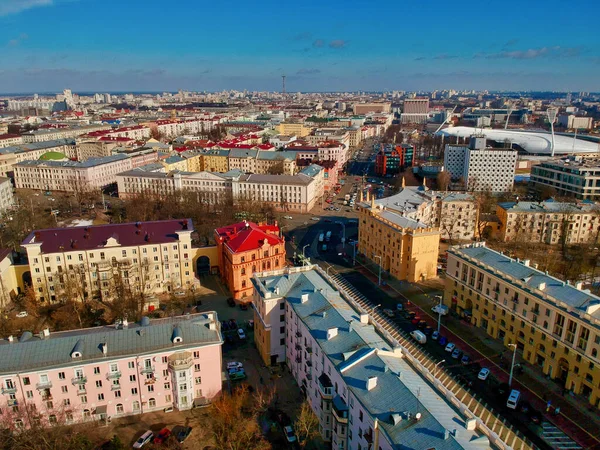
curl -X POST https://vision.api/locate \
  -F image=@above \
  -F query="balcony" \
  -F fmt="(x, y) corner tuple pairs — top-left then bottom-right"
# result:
(141, 365), (156, 374)
(295, 344), (302, 351)
(36, 381), (53, 390)
(317, 373), (333, 400)
(168, 351), (193, 370)
(75, 388), (86, 395)
(295, 331), (302, 338)
(110, 384), (121, 391)
(71, 376), (87, 385)
(332, 395), (348, 424)
(1, 387), (17, 395)
(305, 346), (313, 354)
(106, 371), (122, 380)
(7, 399), (17, 407)
(364, 429), (374, 444)
(306, 360), (313, 367)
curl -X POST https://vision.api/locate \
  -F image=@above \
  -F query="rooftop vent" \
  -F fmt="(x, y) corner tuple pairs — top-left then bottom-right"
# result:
(140, 316), (150, 327)
(171, 326), (183, 344)
(301, 293), (309, 303)
(326, 327), (338, 340)
(389, 413), (402, 425)
(40, 328), (50, 339)
(101, 342), (108, 355)
(360, 313), (369, 324)
(366, 376), (378, 391)
(71, 339), (83, 358)
(19, 331), (33, 343)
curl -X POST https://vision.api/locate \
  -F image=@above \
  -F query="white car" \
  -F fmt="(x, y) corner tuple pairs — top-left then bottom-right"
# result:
(133, 430), (154, 448)
(311, 217), (320, 221)
(283, 215), (293, 219)
(16, 311), (28, 318)
(227, 362), (243, 370)
(237, 328), (246, 340)
(283, 425), (297, 443)
(478, 368), (490, 381)
(444, 342), (456, 353)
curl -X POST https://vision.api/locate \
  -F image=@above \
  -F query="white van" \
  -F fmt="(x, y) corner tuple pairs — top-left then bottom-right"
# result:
(506, 390), (521, 409)
(410, 330), (427, 344)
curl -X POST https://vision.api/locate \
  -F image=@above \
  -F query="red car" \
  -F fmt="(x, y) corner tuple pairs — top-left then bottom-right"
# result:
(153, 428), (172, 444)
(411, 316), (421, 325)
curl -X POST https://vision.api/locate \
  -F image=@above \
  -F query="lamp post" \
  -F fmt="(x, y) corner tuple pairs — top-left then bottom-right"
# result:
(435, 295), (443, 333)
(435, 359), (445, 377)
(374, 255), (382, 285)
(508, 343), (518, 387)
(326, 264), (334, 276)
(372, 303), (381, 314)
(302, 244), (310, 266)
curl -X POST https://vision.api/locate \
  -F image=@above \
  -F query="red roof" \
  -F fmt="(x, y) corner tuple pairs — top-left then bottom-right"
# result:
(215, 221), (282, 253)
(23, 219), (193, 254)
(0, 134), (21, 140)
(98, 136), (134, 142)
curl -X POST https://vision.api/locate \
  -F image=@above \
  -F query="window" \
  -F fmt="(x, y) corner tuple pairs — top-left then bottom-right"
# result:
(96, 380), (102, 388)
(58, 372), (65, 380)
(23, 377), (30, 386)
(180, 383), (187, 391)
(94, 367), (100, 375)
(133, 401), (140, 411)
(131, 388), (138, 395)
(193, 351), (200, 358)
(194, 364), (201, 372)
(63, 399), (70, 406)
(359, 410), (363, 421)
(148, 385), (154, 392)
(195, 377), (202, 384)
(116, 403), (124, 414)
(162, 356), (168, 364)
(164, 383), (171, 390)
(80, 395), (87, 404)
(98, 393), (104, 401)
(114, 390), (121, 398)
(129, 375), (136, 382)
(128, 361), (135, 369)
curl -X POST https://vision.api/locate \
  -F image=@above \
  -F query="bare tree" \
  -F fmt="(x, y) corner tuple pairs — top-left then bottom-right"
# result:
(436, 171), (451, 192)
(294, 400), (320, 449)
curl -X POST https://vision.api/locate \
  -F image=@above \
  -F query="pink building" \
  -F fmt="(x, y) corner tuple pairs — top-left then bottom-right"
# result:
(0, 313), (223, 429)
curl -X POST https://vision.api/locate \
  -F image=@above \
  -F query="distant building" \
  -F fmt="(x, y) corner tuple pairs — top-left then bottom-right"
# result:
(375, 146), (401, 176)
(21, 125), (111, 143)
(0, 139), (76, 177)
(558, 115), (593, 130)
(215, 221), (285, 300)
(0, 313), (223, 426)
(276, 122), (312, 137)
(403, 98), (429, 114)
(352, 102), (391, 115)
(0, 178), (14, 212)
(443, 136), (517, 192)
(0, 134), (23, 149)
(530, 158), (600, 200)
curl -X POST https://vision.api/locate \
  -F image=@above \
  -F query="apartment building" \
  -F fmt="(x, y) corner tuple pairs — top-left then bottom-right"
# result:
(202, 149), (230, 173)
(357, 193), (440, 282)
(215, 221), (285, 300)
(0, 313), (223, 428)
(76, 138), (132, 161)
(14, 154), (133, 192)
(252, 265), (494, 449)
(558, 115), (593, 130)
(375, 144), (413, 176)
(496, 200), (600, 244)
(21, 219), (197, 303)
(0, 139), (76, 177)
(530, 158), (600, 200)
(275, 121), (312, 137)
(445, 243), (600, 408)
(227, 149), (297, 175)
(0, 178), (15, 212)
(444, 136), (517, 192)
(21, 125), (111, 143)
(352, 102), (391, 114)
(0, 134), (23, 149)
(306, 129), (350, 151)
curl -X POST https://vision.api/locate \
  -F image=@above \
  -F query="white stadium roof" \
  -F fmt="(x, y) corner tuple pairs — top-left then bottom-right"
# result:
(437, 126), (599, 155)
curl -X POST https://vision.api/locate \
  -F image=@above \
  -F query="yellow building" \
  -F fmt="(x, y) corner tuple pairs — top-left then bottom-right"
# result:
(161, 155), (189, 172)
(496, 200), (600, 245)
(357, 193), (440, 282)
(276, 122), (312, 137)
(445, 243), (600, 408)
(346, 127), (363, 148)
(182, 151), (204, 172)
(202, 149), (230, 173)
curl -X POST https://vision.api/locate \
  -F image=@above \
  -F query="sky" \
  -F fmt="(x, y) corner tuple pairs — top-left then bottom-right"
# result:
(0, 0), (599, 93)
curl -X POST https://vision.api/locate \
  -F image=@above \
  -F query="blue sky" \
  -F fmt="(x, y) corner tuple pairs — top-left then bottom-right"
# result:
(1, 0), (599, 93)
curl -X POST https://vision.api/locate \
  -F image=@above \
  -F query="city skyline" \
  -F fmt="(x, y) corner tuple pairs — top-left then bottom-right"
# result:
(0, 0), (599, 92)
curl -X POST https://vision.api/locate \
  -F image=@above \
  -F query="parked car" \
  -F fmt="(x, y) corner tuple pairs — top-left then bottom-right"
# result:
(411, 316), (421, 325)
(423, 326), (434, 336)
(477, 368), (490, 381)
(283, 425), (297, 443)
(417, 320), (427, 329)
(230, 370), (247, 381)
(445, 342), (456, 353)
(283, 215), (293, 219)
(175, 426), (192, 443)
(16, 311), (28, 318)
(227, 362), (243, 370)
(153, 428), (172, 444)
(311, 217), (320, 221)
(229, 319), (237, 328)
(451, 349), (463, 359)
(227, 297), (235, 307)
(133, 430), (154, 448)
(383, 309), (395, 318)
(396, 303), (403, 311)
(461, 355), (471, 365)
(237, 328), (246, 340)
(431, 331), (440, 341)
(438, 336), (448, 346)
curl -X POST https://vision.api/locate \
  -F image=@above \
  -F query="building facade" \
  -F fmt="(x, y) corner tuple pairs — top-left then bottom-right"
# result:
(21, 125), (112, 143)
(445, 243), (600, 408)
(215, 222), (285, 300)
(444, 136), (517, 192)
(0, 134), (23, 149)
(21, 219), (197, 303)
(357, 194), (440, 282)
(496, 200), (600, 244)
(0, 313), (223, 428)
(0, 178), (14, 212)
(0, 139), (76, 177)
(252, 265), (497, 449)
(530, 159), (600, 200)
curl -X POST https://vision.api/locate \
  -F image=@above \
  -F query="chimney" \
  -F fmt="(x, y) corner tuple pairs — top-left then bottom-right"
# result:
(366, 376), (378, 391)
(274, 287), (280, 295)
(122, 318), (128, 328)
(301, 293), (309, 303)
(326, 327), (338, 340)
(444, 430), (450, 440)
(8, 335), (14, 343)
(101, 343), (108, 355)
(523, 259), (530, 267)
(575, 281), (583, 290)
(360, 313), (369, 324)
(40, 328), (50, 339)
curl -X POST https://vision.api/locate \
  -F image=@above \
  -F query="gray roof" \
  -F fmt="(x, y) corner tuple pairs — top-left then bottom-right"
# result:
(229, 149), (258, 159)
(498, 200), (598, 214)
(241, 173), (314, 186)
(0, 138), (75, 155)
(257, 150), (296, 161)
(253, 268), (488, 449)
(299, 164), (324, 178)
(374, 187), (473, 216)
(16, 153), (129, 168)
(0, 313), (222, 374)
(450, 244), (600, 321)
(378, 210), (428, 229)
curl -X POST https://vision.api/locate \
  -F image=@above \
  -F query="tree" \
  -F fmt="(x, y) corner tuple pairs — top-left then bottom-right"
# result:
(267, 158), (285, 175)
(294, 400), (319, 449)
(436, 171), (451, 192)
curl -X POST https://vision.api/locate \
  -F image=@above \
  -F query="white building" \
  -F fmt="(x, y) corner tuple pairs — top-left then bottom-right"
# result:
(21, 125), (112, 143)
(0, 178), (14, 212)
(558, 115), (593, 130)
(444, 136), (517, 192)
(0, 134), (23, 149)
(0, 139), (77, 177)
(252, 266), (495, 450)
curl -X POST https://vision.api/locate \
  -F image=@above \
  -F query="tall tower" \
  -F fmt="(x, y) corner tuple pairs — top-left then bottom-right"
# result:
(281, 75), (286, 96)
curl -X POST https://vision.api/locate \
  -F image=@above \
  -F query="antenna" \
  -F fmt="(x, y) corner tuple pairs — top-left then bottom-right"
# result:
(547, 108), (558, 157)
(281, 75), (286, 96)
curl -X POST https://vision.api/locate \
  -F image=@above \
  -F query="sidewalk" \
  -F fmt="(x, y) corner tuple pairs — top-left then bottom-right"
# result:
(354, 257), (600, 450)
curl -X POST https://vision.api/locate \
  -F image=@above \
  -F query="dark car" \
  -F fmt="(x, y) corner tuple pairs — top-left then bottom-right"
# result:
(423, 326), (434, 336)
(496, 382), (510, 397)
(438, 336), (448, 346)
(153, 428), (172, 444)
(227, 297), (235, 307)
(461, 355), (471, 365)
(172, 426), (192, 443)
(529, 410), (542, 424)
(221, 321), (229, 331)
(417, 320), (427, 330)
(519, 401), (531, 414)
(406, 311), (416, 319)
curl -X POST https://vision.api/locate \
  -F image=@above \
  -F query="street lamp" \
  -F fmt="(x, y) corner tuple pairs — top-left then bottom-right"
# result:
(302, 244), (310, 266)
(372, 303), (381, 314)
(508, 343), (518, 387)
(374, 255), (382, 286)
(326, 264), (334, 276)
(435, 295), (443, 333)
(435, 359), (445, 377)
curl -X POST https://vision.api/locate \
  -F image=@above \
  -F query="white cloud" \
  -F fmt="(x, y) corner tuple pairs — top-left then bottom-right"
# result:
(0, 0), (54, 17)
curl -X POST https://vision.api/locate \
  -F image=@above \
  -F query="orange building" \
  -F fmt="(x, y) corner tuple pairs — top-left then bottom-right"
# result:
(215, 221), (286, 301)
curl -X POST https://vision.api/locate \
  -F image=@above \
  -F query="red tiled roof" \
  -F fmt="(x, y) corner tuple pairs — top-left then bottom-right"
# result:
(22, 219), (193, 254)
(0, 134), (21, 140)
(215, 221), (282, 253)
(98, 136), (134, 142)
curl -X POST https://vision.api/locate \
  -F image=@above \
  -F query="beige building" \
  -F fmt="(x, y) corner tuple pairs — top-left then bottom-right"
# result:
(22, 219), (197, 303)
(358, 194), (441, 282)
(306, 129), (350, 150)
(0, 134), (23, 149)
(275, 121), (312, 137)
(228, 150), (296, 175)
(21, 125), (111, 143)
(202, 150), (230, 173)
(496, 200), (600, 244)
(14, 154), (133, 192)
(352, 102), (391, 114)
(446, 242), (600, 408)
(0, 177), (14, 212)
(76, 138), (131, 161)
(0, 139), (76, 177)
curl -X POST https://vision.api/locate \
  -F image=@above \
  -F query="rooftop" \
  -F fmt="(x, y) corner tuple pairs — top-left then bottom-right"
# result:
(240, 173), (315, 186)
(498, 200), (598, 213)
(450, 243), (600, 320)
(253, 267), (490, 450)
(16, 153), (129, 168)
(22, 219), (193, 254)
(0, 313), (222, 374)
(215, 221), (282, 253)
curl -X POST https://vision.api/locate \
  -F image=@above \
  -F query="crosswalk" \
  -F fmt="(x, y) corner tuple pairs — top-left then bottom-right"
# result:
(540, 422), (583, 450)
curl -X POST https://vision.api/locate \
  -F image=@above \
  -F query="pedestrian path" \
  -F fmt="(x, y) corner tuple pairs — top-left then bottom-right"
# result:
(540, 422), (582, 450)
